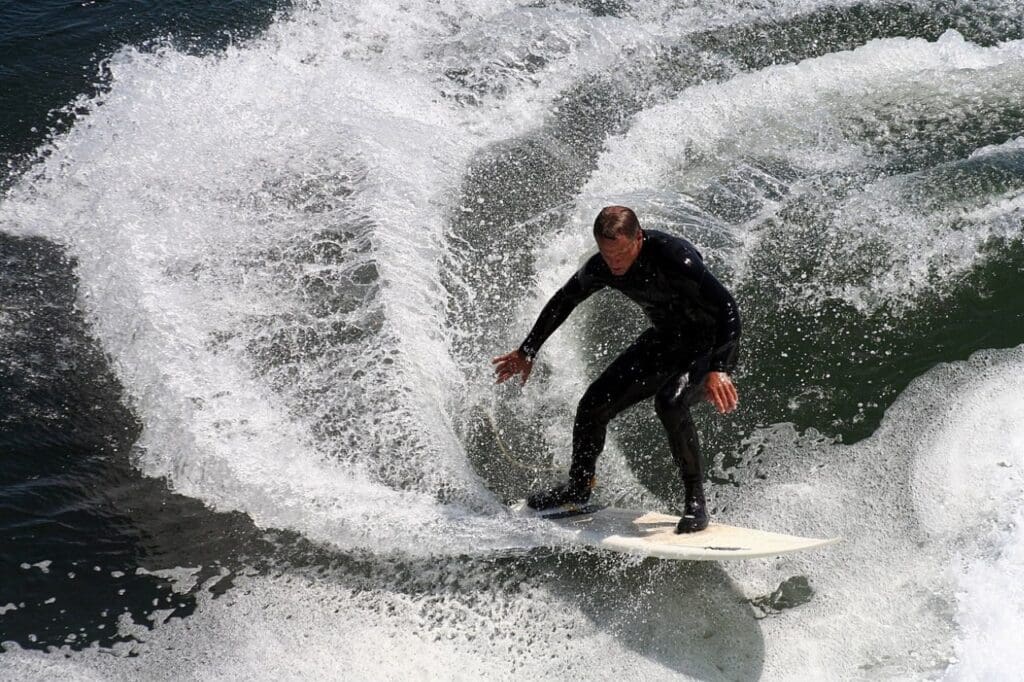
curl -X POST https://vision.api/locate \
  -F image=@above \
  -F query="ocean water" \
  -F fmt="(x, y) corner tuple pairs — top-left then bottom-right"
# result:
(1, 0), (1023, 679)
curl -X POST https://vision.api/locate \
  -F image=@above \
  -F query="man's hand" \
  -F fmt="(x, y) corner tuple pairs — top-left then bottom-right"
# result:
(492, 349), (534, 385)
(705, 372), (738, 414)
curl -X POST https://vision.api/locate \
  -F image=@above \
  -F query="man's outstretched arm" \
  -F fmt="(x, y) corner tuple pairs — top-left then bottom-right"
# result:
(493, 266), (603, 385)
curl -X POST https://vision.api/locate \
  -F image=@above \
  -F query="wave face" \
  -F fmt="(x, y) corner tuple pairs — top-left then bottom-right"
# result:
(2, 0), (1024, 678)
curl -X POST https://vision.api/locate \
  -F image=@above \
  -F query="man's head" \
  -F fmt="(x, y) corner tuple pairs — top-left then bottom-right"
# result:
(593, 205), (643, 276)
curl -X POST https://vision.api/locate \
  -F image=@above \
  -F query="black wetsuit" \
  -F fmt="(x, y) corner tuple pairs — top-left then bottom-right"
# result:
(519, 229), (741, 492)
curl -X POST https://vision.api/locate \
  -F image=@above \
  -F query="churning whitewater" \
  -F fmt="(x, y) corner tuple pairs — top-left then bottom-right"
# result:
(1, 0), (1023, 678)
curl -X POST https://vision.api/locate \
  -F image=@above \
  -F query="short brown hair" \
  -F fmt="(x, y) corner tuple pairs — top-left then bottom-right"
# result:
(593, 206), (640, 240)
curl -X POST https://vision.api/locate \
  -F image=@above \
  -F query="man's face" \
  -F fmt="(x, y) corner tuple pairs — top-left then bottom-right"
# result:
(596, 231), (643, 276)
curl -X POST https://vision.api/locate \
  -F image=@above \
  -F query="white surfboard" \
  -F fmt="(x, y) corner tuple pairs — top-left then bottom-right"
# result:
(513, 501), (840, 561)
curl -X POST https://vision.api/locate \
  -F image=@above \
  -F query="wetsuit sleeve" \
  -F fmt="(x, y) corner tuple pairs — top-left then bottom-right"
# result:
(698, 270), (742, 374)
(518, 263), (605, 359)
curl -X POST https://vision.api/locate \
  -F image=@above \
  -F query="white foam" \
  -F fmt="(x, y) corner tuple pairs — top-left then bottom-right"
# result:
(908, 354), (1024, 678)
(942, 509), (1024, 675)
(697, 346), (1024, 678)
(589, 30), (1023, 192)
(0, 565), (742, 680)
(944, 511), (1024, 679)
(8, 531), (800, 682)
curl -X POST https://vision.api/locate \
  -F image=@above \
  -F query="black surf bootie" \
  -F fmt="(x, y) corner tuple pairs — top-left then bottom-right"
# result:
(527, 476), (595, 511)
(676, 485), (708, 534)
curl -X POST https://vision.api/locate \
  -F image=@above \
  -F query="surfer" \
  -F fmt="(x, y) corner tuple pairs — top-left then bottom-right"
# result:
(493, 206), (740, 533)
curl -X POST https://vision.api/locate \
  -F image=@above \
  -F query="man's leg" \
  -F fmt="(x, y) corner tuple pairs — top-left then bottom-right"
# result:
(654, 354), (711, 532)
(528, 329), (675, 510)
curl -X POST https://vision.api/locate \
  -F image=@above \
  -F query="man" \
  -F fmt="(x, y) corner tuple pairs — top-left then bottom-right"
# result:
(492, 206), (740, 533)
